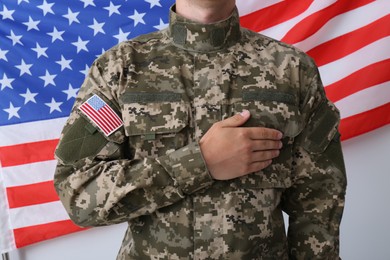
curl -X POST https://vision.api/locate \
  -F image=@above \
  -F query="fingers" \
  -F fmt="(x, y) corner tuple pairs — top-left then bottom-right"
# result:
(246, 127), (283, 140)
(218, 110), (283, 140)
(237, 147), (281, 176)
(241, 150), (280, 174)
(251, 140), (283, 151)
(219, 110), (251, 128)
(249, 149), (280, 162)
(246, 160), (273, 174)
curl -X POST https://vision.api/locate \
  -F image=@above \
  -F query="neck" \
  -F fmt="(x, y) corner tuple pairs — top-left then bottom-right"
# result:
(175, 0), (235, 23)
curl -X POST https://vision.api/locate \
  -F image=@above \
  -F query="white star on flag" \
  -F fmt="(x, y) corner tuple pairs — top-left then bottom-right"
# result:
(104, 2), (121, 17)
(15, 59), (33, 76)
(80, 64), (90, 76)
(39, 70), (57, 87)
(63, 8), (80, 25)
(80, 0), (96, 8)
(17, 0), (30, 4)
(56, 56), (73, 71)
(62, 85), (79, 100)
(89, 19), (105, 36)
(154, 19), (169, 30)
(0, 48), (8, 61)
(32, 43), (48, 58)
(0, 5), (15, 20)
(129, 10), (146, 26)
(0, 74), (14, 90)
(47, 27), (65, 42)
(72, 37), (89, 53)
(23, 16), (40, 31)
(20, 89), (38, 104)
(114, 28), (130, 43)
(45, 98), (62, 113)
(37, 0), (55, 16)
(3, 103), (21, 119)
(145, 0), (162, 8)
(7, 30), (23, 46)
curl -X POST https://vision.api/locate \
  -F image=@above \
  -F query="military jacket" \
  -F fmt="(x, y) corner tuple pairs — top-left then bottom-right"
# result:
(54, 6), (346, 260)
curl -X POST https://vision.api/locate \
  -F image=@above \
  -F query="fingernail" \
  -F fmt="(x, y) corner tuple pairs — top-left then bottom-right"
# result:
(240, 110), (249, 117)
(277, 132), (283, 139)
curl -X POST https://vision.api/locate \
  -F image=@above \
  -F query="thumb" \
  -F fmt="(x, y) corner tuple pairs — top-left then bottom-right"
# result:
(220, 110), (250, 127)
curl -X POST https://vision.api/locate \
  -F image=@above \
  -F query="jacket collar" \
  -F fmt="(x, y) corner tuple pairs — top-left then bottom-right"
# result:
(169, 5), (241, 52)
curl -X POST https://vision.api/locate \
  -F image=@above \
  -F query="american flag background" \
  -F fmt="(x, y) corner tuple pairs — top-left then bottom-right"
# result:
(0, 0), (389, 254)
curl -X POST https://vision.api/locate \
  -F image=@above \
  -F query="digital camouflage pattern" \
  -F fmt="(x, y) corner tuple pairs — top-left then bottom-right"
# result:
(54, 5), (347, 260)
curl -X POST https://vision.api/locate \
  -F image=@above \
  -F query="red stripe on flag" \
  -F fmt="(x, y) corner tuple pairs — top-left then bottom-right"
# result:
(340, 103), (390, 141)
(308, 14), (390, 66)
(0, 139), (58, 167)
(14, 220), (86, 248)
(282, 0), (376, 44)
(240, 0), (314, 32)
(101, 106), (122, 126)
(325, 59), (390, 102)
(6, 181), (59, 209)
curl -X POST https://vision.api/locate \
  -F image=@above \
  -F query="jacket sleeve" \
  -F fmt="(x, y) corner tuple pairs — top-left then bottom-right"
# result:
(281, 59), (347, 258)
(54, 56), (214, 227)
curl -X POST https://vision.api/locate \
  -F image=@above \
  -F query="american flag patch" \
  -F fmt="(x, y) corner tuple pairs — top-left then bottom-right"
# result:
(79, 94), (123, 136)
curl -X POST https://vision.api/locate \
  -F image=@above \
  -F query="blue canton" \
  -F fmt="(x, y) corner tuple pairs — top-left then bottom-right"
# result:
(0, 0), (175, 126)
(88, 95), (105, 111)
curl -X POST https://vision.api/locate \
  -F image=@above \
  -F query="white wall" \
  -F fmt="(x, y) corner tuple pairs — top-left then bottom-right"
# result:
(339, 125), (390, 260)
(6, 125), (390, 260)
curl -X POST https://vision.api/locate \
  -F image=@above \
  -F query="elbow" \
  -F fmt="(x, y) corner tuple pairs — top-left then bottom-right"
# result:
(54, 180), (101, 228)
(67, 209), (99, 228)
(60, 195), (103, 228)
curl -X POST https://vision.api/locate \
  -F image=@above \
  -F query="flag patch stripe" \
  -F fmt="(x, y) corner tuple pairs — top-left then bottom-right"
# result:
(79, 95), (123, 136)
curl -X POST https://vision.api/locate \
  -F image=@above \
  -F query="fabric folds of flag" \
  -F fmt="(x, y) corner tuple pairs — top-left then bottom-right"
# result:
(0, 0), (389, 254)
(240, 0), (390, 140)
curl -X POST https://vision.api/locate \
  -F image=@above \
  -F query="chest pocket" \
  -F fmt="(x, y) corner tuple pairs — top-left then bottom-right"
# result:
(121, 93), (190, 159)
(232, 93), (303, 189)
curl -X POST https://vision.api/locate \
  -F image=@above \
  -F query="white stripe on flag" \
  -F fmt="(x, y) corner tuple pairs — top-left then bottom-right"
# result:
(335, 82), (390, 119)
(2, 160), (57, 187)
(259, 0), (337, 39)
(9, 201), (70, 229)
(0, 167), (16, 253)
(237, 0), (283, 16)
(319, 36), (390, 86)
(294, 0), (390, 51)
(0, 117), (66, 146)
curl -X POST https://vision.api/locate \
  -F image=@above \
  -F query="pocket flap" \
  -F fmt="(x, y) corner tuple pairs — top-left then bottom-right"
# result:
(233, 100), (302, 138)
(122, 101), (189, 136)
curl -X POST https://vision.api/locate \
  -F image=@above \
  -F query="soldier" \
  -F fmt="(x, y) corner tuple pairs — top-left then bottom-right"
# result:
(54, 0), (347, 259)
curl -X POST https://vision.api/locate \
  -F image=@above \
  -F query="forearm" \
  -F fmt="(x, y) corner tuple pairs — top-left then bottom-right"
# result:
(54, 142), (213, 227)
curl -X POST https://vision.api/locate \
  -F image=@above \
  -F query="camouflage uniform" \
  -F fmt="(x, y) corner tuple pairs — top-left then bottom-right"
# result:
(54, 5), (347, 260)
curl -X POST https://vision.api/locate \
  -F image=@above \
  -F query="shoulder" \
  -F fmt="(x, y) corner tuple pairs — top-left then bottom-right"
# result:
(131, 28), (167, 44)
(240, 27), (316, 69)
(96, 29), (170, 65)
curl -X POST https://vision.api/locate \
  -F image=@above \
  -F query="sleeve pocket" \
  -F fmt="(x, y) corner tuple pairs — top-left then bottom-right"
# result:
(55, 116), (108, 164)
(300, 100), (340, 154)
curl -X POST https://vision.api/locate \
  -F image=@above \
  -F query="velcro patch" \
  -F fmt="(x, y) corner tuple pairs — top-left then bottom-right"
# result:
(79, 94), (123, 136)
